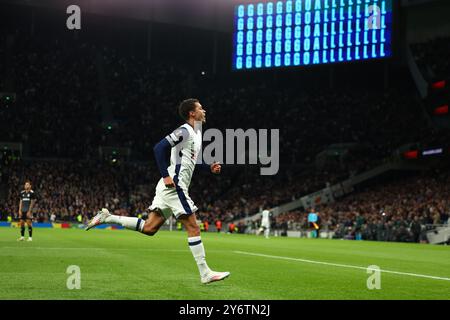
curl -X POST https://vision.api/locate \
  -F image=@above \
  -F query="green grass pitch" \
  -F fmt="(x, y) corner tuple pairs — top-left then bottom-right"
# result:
(1, 228), (449, 300)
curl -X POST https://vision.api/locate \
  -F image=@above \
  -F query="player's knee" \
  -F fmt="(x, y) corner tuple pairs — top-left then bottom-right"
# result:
(142, 224), (158, 236)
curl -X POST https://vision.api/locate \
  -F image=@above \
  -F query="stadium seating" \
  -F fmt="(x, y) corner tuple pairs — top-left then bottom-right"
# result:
(1, 28), (449, 243)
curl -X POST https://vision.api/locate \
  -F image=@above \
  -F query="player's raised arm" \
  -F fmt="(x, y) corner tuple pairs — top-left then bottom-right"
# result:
(196, 161), (221, 174)
(153, 127), (189, 188)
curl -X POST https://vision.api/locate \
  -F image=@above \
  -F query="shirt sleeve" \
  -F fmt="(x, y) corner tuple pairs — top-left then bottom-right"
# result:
(165, 127), (189, 147)
(153, 139), (171, 178)
(153, 127), (190, 178)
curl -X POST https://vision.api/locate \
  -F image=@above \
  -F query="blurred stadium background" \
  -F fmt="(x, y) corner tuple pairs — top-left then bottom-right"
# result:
(0, 0), (450, 299)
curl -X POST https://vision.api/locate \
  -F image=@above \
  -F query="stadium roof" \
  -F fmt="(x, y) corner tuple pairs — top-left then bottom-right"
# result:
(2, 0), (446, 33)
(0, 0), (236, 32)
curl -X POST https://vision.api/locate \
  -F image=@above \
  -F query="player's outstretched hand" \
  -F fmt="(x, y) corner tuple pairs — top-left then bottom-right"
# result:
(211, 162), (221, 174)
(163, 176), (176, 188)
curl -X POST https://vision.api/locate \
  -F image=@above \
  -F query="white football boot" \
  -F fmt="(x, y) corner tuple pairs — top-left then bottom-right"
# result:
(85, 208), (110, 231)
(17, 236), (25, 241)
(201, 271), (231, 284)
(27, 237), (32, 242)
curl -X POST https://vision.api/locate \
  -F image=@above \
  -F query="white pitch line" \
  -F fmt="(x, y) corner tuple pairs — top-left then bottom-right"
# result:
(234, 250), (450, 282)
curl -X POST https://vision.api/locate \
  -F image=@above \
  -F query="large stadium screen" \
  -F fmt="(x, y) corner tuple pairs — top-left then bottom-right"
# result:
(232, 0), (393, 70)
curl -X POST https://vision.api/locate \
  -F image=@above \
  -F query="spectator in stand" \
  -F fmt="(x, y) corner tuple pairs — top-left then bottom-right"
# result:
(270, 168), (450, 243)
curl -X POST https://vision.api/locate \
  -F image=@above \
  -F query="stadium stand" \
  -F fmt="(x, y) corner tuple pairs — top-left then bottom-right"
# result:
(1, 10), (449, 244)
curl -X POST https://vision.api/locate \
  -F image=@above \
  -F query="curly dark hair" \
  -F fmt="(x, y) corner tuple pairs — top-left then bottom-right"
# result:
(178, 98), (199, 121)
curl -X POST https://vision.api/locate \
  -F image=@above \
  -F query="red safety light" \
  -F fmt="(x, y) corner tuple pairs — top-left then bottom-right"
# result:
(403, 150), (419, 159)
(431, 80), (446, 90)
(433, 105), (449, 115)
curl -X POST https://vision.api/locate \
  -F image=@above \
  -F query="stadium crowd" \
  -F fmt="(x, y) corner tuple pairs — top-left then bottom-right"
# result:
(1, 28), (449, 244)
(0, 34), (102, 159)
(271, 168), (450, 243)
(1, 30), (430, 163)
(411, 36), (450, 80)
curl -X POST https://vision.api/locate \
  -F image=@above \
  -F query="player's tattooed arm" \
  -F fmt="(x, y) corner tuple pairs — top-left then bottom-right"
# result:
(18, 200), (22, 218)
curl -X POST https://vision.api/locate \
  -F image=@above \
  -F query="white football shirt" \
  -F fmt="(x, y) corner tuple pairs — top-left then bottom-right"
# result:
(164, 123), (202, 191)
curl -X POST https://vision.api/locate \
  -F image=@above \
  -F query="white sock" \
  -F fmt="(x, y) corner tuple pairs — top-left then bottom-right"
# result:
(188, 236), (210, 277)
(105, 215), (145, 232)
(264, 228), (270, 238)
